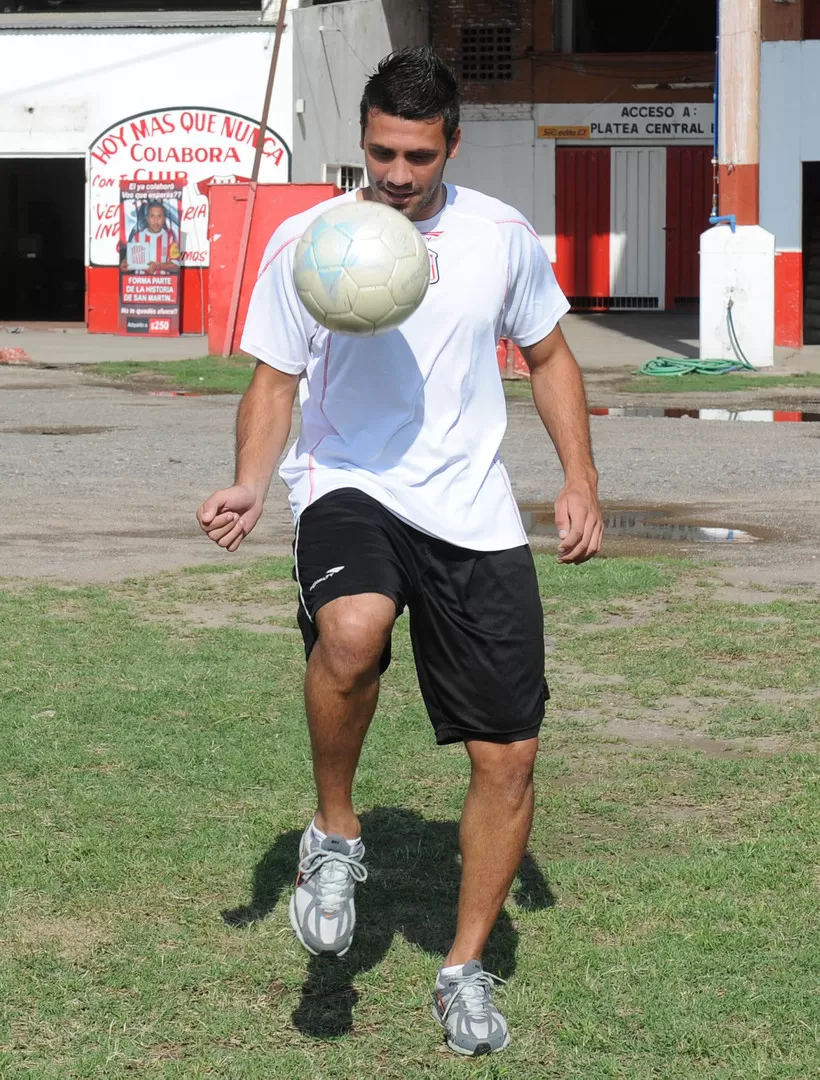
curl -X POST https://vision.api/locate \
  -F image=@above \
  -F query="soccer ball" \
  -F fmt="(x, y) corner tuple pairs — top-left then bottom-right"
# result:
(292, 201), (430, 336)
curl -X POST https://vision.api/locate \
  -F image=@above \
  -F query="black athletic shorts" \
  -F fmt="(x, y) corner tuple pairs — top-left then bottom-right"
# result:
(293, 488), (547, 745)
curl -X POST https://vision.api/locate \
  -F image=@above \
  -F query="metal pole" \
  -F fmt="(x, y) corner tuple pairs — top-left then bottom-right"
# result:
(221, 0), (288, 356)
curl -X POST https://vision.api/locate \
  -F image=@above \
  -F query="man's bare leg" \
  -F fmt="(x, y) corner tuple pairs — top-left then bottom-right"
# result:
(445, 737), (538, 966)
(305, 593), (396, 840)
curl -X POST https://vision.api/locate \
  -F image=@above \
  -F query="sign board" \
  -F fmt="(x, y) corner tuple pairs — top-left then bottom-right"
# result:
(118, 179), (183, 337)
(90, 107), (291, 268)
(537, 103), (714, 143)
(538, 126), (590, 140)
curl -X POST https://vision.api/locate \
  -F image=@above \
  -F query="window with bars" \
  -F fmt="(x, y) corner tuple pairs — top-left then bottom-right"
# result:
(461, 24), (514, 81)
(324, 164), (365, 193)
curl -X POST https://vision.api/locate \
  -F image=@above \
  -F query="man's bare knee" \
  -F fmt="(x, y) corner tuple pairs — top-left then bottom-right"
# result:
(313, 593), (395, 689)
(466, 737), (538, 805)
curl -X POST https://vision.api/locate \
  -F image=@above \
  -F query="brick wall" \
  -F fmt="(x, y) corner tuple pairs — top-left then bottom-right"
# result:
(431, 0), (713, 106)
(762, 0), (803, 41)
(430, 0), (537, 103)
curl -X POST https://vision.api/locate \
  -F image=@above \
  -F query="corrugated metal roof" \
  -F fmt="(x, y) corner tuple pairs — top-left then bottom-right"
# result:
(0, 10), (271, 30)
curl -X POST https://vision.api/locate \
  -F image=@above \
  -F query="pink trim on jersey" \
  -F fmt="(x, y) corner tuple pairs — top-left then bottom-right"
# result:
(495, 218), (541, 241)
(258, 235), (299, 279)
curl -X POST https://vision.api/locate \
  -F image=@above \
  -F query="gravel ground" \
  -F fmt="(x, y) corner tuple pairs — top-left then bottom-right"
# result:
(3, 365), (819, 587)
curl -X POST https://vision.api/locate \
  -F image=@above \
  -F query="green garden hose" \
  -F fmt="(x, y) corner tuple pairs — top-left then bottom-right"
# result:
(637, 301), (757, 377)
(637, 356), (745, 377)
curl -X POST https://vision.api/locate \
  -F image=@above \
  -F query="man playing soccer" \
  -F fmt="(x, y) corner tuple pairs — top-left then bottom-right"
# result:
(198, 47), (602, 1056)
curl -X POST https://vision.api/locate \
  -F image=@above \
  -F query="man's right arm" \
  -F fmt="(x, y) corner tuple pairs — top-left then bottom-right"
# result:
(196, 361), (299, 551)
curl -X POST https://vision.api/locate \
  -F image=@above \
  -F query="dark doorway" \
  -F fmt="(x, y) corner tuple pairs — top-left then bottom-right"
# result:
(0, 158), (85, 322)
(803, 162), (820, 346)
(571, 0), (716, 53)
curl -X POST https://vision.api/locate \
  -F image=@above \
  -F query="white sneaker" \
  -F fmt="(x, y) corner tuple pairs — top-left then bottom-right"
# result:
(288, 822), (367, 957)
(432, 960), (510, 1056)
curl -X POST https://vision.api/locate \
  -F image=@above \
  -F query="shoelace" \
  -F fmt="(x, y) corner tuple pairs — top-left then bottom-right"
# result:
(298, 848), (368, 909)
(440, 969), (506, 1023)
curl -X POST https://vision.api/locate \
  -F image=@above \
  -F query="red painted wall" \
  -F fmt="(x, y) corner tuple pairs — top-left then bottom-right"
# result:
(208, 183), (339, 354)
(88, 266), (209, 336)
(666, 146), (713, 308)
(774, 251), (802, 348)
(554, 147), (611, 306)
(88, 184), (337, 343)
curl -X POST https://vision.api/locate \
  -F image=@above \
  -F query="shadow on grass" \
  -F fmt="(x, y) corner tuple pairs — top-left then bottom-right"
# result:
(222, 806), (555, 1039)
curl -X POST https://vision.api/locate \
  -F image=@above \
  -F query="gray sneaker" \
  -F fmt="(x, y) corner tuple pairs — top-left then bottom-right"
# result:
(288, 823), (367, 957)
(432, 960), (510, 1056)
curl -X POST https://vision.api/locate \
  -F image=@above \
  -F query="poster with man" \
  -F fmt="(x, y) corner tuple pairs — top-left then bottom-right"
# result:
(118, 179), (184, 336)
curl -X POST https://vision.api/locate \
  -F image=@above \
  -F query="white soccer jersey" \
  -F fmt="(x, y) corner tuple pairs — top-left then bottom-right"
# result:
(241, 184), (570, 551)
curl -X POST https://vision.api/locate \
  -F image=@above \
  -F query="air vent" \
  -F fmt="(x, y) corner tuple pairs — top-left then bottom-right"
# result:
(461, 24), (513, 82)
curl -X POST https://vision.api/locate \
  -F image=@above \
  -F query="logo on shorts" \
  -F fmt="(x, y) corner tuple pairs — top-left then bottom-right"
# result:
(310, 565), (345, 591)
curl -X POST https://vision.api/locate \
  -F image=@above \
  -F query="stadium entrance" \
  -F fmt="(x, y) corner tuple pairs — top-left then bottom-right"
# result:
(0, 158), (85, 322)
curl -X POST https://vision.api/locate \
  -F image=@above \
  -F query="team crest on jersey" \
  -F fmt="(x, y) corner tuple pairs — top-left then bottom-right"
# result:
(428, 249), (440, 284)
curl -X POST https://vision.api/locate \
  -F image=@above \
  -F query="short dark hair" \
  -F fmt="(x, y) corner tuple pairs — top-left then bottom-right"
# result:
(146, 200), (165, 212)
(360, 46), (460, 147)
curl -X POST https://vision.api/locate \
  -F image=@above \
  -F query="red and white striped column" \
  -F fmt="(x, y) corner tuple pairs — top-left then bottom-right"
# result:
(718, 0), (760, 225)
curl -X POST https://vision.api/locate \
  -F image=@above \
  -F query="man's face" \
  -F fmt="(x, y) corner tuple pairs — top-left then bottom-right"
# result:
(361, 109), (460, 220)
(146, 206), (165, 233)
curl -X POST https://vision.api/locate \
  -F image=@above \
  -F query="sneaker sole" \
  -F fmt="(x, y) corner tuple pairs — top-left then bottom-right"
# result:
(288, 892), (352, 958)
(431, 1006), (511, 1056)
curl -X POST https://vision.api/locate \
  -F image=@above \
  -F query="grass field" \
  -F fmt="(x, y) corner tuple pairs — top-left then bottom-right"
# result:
(627, 372), (820, 395)
(85, 357), (820, 403)
(1, 554), (818, 1078)
(87, 356), (256, 396)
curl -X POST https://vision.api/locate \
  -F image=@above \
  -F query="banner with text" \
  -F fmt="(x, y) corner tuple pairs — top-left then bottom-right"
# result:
(91, 107), (291, 268)
(537, 103), (714, 143)
(118, 180), (184, 337)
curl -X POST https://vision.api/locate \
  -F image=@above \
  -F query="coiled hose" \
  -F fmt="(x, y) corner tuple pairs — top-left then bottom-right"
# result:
(637, 300), (756, 377)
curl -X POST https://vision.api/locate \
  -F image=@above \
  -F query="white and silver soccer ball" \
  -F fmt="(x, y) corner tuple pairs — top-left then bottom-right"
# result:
(292, 201), (430, 336)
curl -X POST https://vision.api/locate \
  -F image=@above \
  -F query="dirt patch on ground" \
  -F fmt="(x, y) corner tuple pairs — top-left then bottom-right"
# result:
(149, 600), (300, 635)
(118, 569), (301, 635)
(596, 716), (782, 758)
(11, 915), (110, 960)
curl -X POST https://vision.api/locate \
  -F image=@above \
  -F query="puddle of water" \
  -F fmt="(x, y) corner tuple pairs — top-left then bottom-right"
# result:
(590, 407), (820, 422)
(521, 506), (758, 544)
(4, 425), (114, 436)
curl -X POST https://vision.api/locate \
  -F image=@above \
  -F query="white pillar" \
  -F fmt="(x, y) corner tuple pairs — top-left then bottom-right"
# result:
(700, 225), (774, 367)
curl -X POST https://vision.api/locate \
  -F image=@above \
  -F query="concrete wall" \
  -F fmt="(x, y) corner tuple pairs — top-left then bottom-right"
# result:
(0, 29), (293, 160)
(291, 0), (428, 182)
(759, 39), (820, 251)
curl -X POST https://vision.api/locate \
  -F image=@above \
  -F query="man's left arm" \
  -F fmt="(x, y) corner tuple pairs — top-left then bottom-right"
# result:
(520, 325), (603, 564)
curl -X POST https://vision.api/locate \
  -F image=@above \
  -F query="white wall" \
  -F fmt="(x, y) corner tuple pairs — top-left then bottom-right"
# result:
(0, 29), (294, 158)
(760, 40), (820, 251)
(0, 26), (294, 264)
(760, 41), (806, 252)
(292, 0), (427, 182)
(759, 40), (820, 253)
